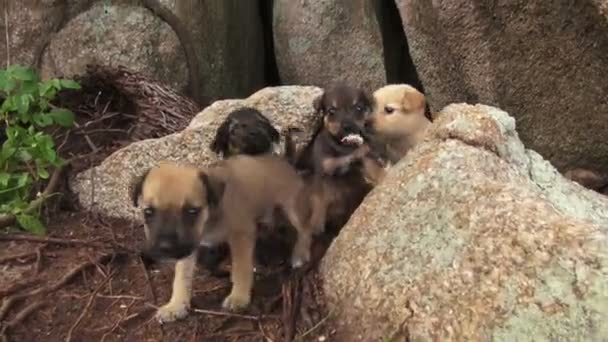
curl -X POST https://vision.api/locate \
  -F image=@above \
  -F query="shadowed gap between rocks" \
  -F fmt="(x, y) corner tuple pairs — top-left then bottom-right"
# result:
(374, 0), (432, 120)
(259, 0), (282, 86)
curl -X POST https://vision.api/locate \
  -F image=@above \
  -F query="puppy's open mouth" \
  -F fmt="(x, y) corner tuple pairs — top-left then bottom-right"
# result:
(340, 133), (364, 146)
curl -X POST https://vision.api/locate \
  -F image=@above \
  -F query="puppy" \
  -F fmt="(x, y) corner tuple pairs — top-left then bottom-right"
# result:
(290, 84), (385, 235)
(367, 84), (430, 164)
(564, 168), (608, 194)
(209, 107), (281, 159)
(131, 157), (316, 323)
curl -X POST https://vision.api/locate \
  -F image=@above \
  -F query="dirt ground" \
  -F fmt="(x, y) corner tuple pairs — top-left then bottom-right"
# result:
(0, 211), (339, 342)
(0, 69), (342, 342)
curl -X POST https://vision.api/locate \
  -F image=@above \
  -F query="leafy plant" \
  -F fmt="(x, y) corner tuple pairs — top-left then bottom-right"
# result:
(0, 65), (80, 235)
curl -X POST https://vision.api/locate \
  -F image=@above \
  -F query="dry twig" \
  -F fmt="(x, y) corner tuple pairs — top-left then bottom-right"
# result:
(0, 301), (46, 341)
(0, 252), (122, 321)
(65, 271), (116, 342)
(192, 308), (260, 321)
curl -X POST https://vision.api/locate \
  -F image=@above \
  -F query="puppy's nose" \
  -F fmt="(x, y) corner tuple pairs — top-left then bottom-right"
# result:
(342, 122), (360, 134)
(157, 232), (179, 252)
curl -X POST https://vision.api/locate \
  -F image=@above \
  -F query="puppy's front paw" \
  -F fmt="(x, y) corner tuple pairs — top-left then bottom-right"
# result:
(155, 301), (190, 324)
(291, 251), (310, 269)
(222, 292), (250, 311)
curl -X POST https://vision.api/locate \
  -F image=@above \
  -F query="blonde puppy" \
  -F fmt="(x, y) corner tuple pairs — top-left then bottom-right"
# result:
(367, 84), (430, 164)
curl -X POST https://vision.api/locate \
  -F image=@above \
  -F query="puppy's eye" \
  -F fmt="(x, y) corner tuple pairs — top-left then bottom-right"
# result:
(384, 106), (395, 114)
(327, 108), (336, 116)
(355, 105), (365, 113)
(185, 207), (201, 217)
(143, 207), (155, 218)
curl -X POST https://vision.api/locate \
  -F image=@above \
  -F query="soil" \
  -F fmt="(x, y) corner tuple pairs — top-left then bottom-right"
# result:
(0, 212), (338, 342)
(0, 68), (342, 342)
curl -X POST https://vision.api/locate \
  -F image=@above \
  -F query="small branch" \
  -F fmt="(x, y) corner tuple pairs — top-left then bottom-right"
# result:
(0, 252), (122, 321)
(192, 308), (261, 321)
(0, 278), (39, 298)
(72, 121), (98, 153)
(0, 251), (37, 264)
(34, 244), (46, 275)
(4, 2), (10, 68)
(295, 311), (332, 341)
(0, 235), (136, 253)
(0, 301), (46, 340)
(2, 301), (46, 330)
(0, 163), (67, 230)
(139, 256), (157, 305)
(65, 271), (115, 342)
(0, 235), (101, 248)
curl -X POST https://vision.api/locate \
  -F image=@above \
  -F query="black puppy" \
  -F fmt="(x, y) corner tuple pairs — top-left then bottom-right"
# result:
(209, 107), (280, 159)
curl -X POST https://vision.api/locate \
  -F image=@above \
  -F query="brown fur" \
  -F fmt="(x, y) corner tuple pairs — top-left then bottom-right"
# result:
(288, 84), (385, 236)
(368, 84), (430, 164)
(131, 157), (320, 323)
(564, 168), (608, 193)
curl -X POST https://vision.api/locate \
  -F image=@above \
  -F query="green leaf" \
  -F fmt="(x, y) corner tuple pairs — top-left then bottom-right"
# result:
(39, 82), (57, 100)
(0, 71), (16, 93)
(37, 167), (49, 179)
(49, 109), (75, 127)
(1, 96), (17, 113)
(17, 150), (32, 162)
(1, 146), (16, 162)
(0, 172), (9, 187)
(50, 79), (61, 90)
(59, 79), (81, 90)
(8, 65), (36, 81)
(16, 94), (32, 115)
(16, 214), (46, 235)
(33, 113), (54, 127)
(17, 173), (29, 188)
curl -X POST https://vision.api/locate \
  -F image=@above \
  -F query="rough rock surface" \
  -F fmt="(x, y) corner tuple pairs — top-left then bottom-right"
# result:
(69, 86), (322, 221)
(0, 1), (64, 68)
(321, 103), (608, 341)
(273, 0), (386, 90)
(395, 0), (608, 172)
(41, 2), (188, 93)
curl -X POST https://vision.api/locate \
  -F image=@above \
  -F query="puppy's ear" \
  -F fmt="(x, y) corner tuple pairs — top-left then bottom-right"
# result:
(358, 89), (373, 111)
(199, 172), (225, 208)
(130, 168), (150, 207)
(403, 88), (426, 113)
(312, 92), (325, 114)
(209, 119), (231, 156)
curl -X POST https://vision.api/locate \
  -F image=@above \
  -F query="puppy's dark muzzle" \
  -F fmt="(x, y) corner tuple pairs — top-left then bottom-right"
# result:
(338, 122), (363, 138)
(142, 234), (195, 261)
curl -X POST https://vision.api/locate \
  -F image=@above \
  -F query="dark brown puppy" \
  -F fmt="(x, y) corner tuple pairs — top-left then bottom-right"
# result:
(290, 84), (385, 236)
(209, 107), (281, 159)
(205, 108), (282, 277)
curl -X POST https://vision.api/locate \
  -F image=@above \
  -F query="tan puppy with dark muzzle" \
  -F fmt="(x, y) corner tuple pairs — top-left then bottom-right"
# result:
(367, 84), (431, 165)
(131, 157), (315, 324)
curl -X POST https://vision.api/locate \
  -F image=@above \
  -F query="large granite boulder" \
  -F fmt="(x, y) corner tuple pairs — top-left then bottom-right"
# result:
(321, 103), (608, 341)
(69, 86), (322, 221)
(394, 0), (608, 172)
(273, 0), (386, 90)
(40, 2), (188, 93)
(0, 1), (64, 68)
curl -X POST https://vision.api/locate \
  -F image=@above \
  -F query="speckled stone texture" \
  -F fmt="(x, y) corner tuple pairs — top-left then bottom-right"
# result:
(40, 2), (188, 93)
(69, 86), (322, 222)
(321, 103), (608, 341)
(394, 0), (608, 173)
(273, 0), (386, 90)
